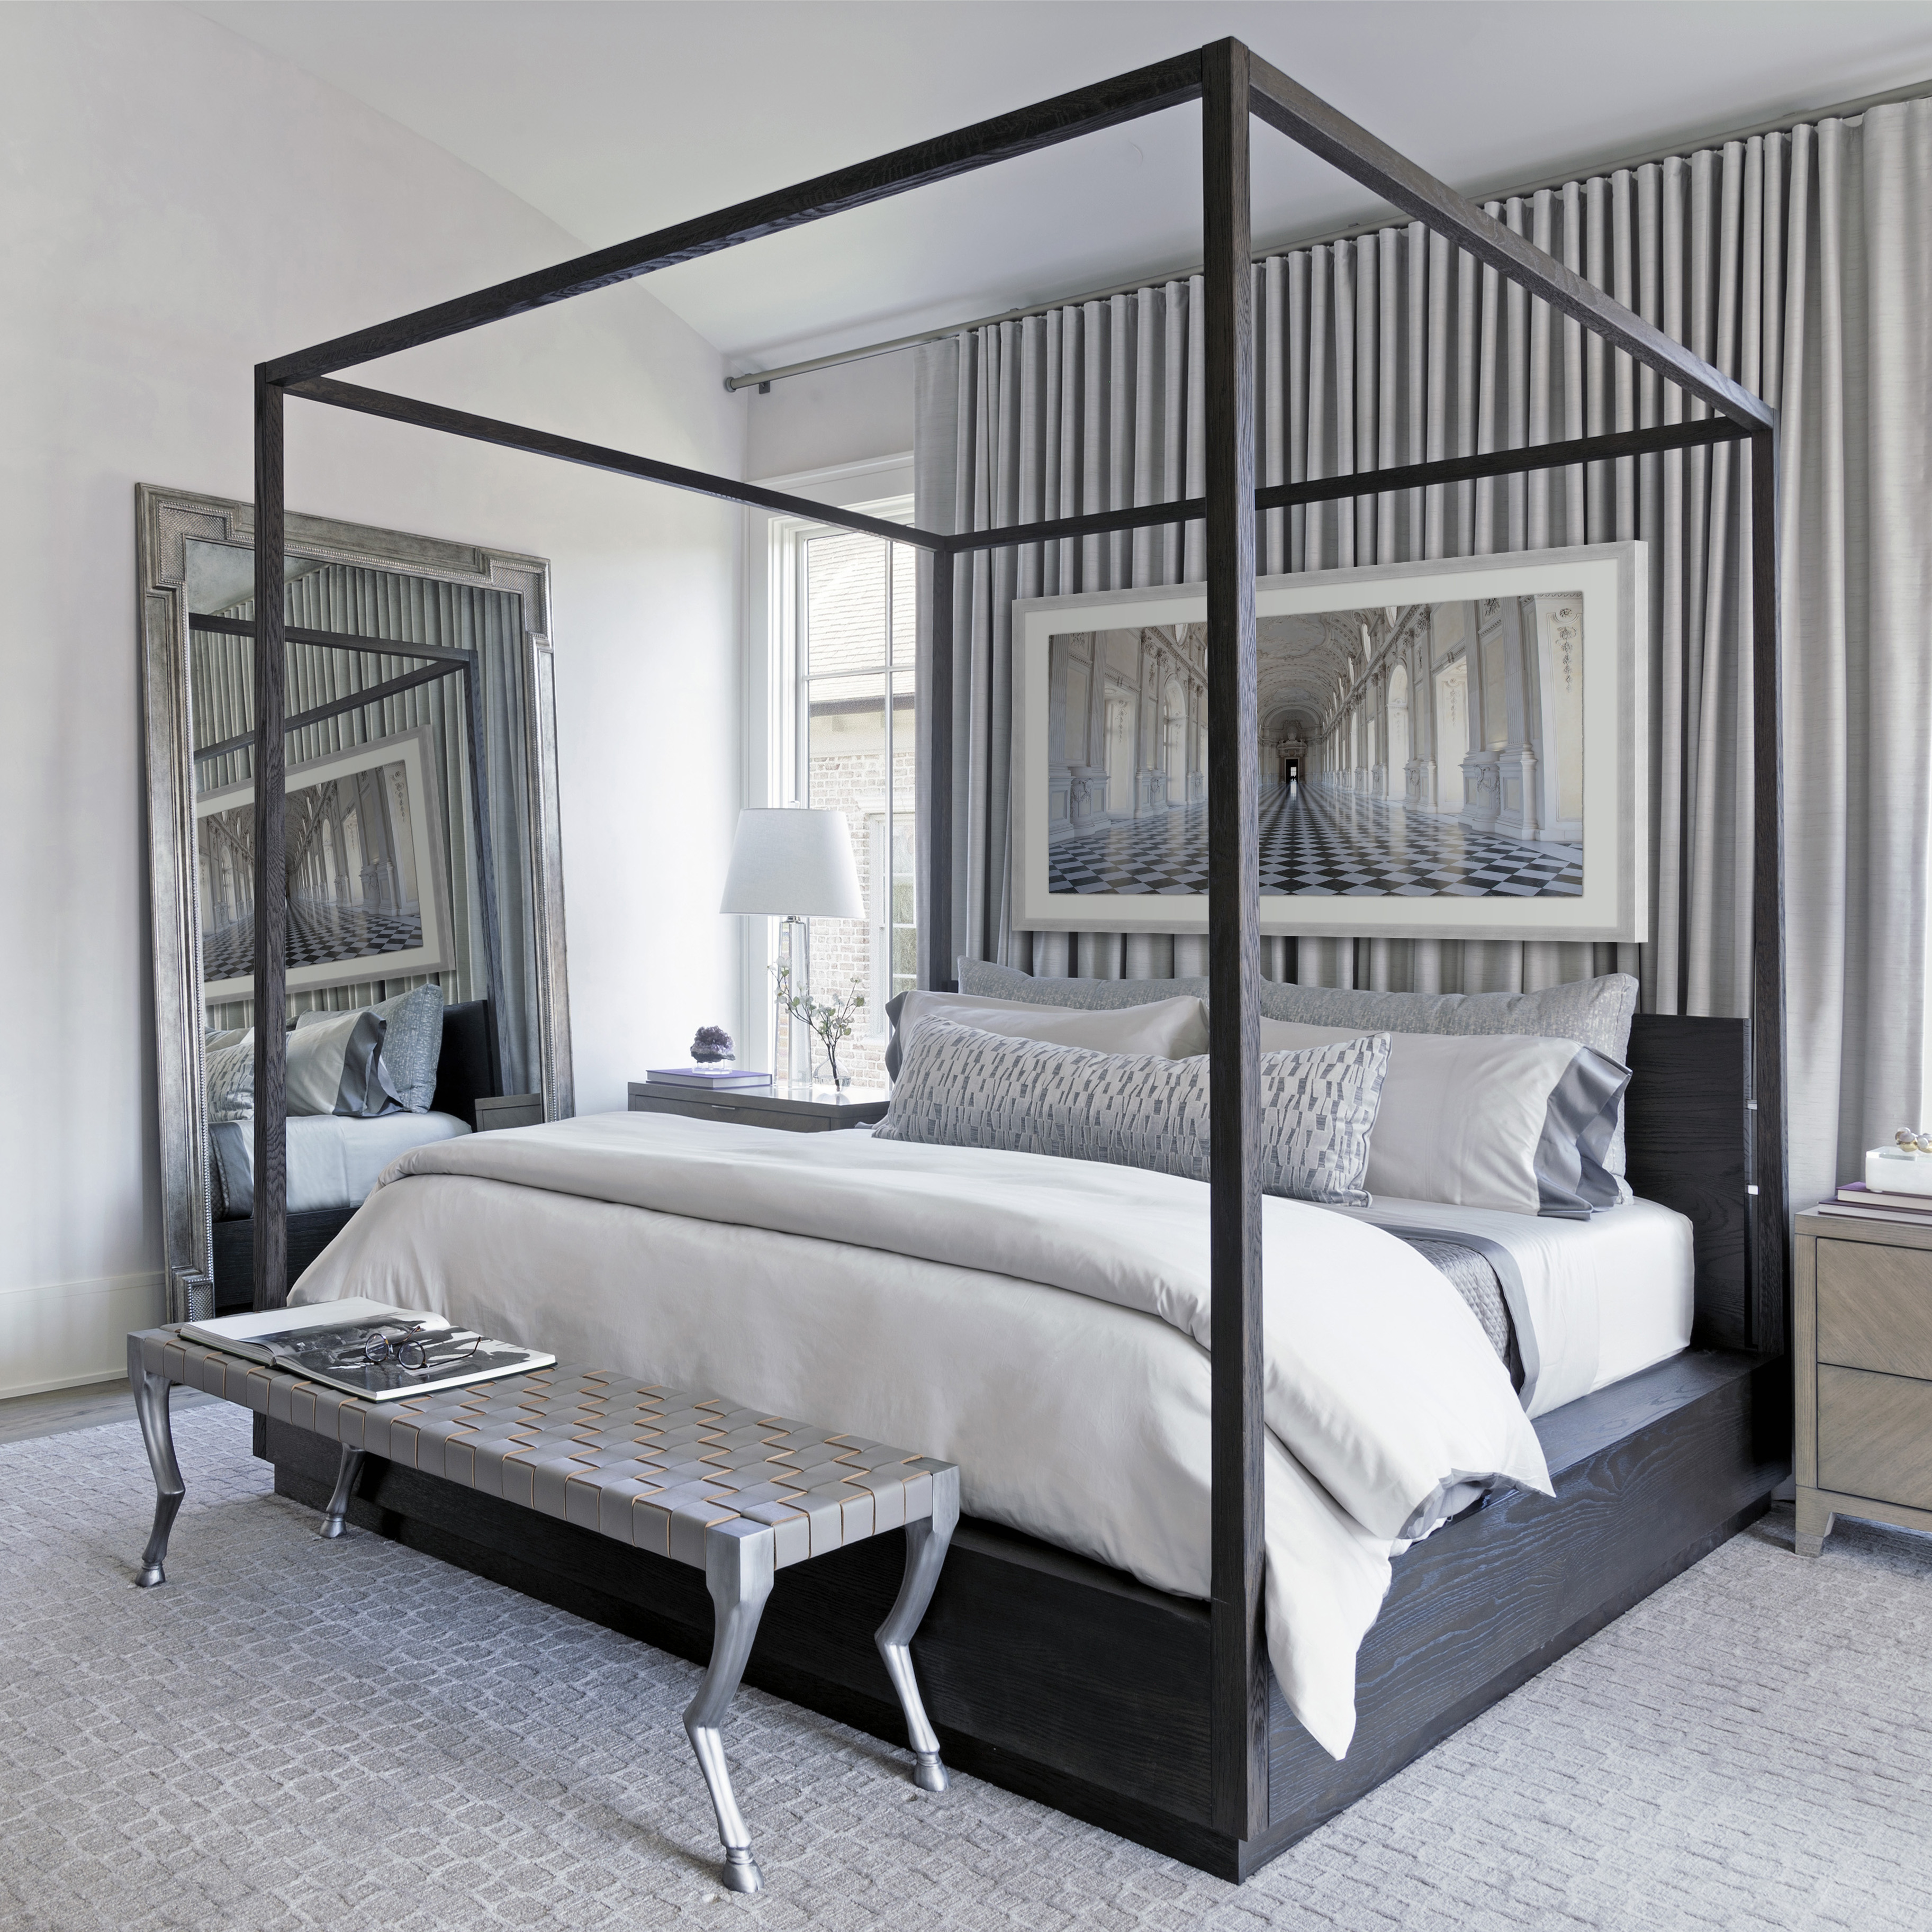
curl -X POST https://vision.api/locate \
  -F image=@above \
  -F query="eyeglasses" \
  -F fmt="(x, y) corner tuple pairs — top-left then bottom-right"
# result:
(360, 1325), (482, 1374)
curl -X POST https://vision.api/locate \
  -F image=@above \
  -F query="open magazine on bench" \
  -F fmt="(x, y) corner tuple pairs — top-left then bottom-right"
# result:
(179, 1298), (556, 1402)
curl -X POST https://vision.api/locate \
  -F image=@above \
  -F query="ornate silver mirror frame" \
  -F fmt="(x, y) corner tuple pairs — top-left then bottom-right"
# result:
(137, 484), (573, 1321)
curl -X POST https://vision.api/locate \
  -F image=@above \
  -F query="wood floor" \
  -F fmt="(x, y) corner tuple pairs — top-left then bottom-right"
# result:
(0, 1377), (215, 1446)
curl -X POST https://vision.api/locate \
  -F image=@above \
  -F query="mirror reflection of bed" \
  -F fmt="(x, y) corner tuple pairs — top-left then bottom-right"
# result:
(138, 492), (572, 1319)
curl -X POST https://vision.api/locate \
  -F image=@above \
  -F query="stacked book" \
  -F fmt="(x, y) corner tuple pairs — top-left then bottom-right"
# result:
(1816, 1182), (1932, 1227)
(645, 1065), (774, 1090)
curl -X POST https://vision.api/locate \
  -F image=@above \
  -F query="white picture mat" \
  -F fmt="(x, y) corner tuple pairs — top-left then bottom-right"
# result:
(196, 725), (453, 997)
(1010, 543), (1648, 943)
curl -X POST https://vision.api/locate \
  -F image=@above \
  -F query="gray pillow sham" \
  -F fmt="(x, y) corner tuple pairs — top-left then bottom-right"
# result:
(1253, 974), (1638, 1179)
(287, 1009), (397, 1116)
(874, 1018), (1391, 1206)
(956, 958), (1209, 1009)
(295, 983), (444, 1112)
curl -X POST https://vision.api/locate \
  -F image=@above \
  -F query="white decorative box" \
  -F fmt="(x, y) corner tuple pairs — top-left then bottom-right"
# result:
(1865, 1146), (1932, 1196)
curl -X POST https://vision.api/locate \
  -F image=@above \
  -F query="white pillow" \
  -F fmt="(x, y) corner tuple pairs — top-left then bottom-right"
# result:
(1259, 1019), (1628, 1219)
(888, 990), (1208, 1077)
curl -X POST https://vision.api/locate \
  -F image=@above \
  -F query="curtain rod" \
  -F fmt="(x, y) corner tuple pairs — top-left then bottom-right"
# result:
(724, 70), (1932, 394)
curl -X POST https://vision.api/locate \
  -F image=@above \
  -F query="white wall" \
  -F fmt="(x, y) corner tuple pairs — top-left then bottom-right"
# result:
(0, 4), (749, 1394)
(744, 355), (915, 482)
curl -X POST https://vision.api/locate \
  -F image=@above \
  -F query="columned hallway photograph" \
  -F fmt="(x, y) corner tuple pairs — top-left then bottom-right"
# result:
(1046, 782), (1586, 899)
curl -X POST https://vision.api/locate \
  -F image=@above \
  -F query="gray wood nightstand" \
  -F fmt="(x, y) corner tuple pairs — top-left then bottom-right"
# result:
(474, 1093), (544, 1132)
(628, 1078), (889, 1134)
(1794, 1208), (1932, 1555)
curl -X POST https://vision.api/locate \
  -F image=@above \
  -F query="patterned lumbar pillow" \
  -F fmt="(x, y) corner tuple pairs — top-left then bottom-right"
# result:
(295, 983), (444, 1113)
(875, 1018), (1391, 1205)
(205, 1035), (257, 1124)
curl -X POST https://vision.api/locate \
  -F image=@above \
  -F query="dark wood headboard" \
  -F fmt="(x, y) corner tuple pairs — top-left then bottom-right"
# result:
(1621, 1013), (1767, 1353)
(430, 998), (499, 1128)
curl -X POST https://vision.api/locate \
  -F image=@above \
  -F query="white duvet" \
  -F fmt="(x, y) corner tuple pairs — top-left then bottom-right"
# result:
(291, 1112), (1551, 1757)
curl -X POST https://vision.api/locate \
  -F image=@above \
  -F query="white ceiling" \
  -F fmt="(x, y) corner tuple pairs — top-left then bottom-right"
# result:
(194, 1), (1932, 375)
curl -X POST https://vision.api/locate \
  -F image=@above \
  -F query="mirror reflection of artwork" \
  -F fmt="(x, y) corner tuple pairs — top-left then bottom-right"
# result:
(195, 728), (450, 999)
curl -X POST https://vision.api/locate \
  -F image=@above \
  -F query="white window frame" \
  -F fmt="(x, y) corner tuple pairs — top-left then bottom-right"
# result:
(739, 454), (914, 1074)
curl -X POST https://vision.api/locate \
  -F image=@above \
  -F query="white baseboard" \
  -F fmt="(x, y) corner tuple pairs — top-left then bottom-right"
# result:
(0, 1272), (167, 1400)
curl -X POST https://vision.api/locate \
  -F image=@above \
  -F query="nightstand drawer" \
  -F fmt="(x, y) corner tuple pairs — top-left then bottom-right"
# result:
(1817, 1238), (1932, 1378)
(633, 1091), (825, 1132)
(1816, 1365), (1932, 1509)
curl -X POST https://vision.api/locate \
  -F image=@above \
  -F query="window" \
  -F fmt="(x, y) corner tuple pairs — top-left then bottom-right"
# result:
(761, 495), (918, 1089)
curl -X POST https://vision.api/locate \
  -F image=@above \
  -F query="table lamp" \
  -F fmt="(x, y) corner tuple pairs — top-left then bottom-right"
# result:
(720, 807), (865, 1079)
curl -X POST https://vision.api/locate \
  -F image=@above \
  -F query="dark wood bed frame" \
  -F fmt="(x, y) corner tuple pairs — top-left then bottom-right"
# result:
(238, 38), (1787, 1882)
(266, 1008), (1783, 1877)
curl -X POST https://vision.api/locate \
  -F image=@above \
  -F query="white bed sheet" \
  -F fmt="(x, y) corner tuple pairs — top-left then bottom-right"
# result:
(1326, 1195), (1695, 1418)
(285, 1111), (471, 1214)
(290, 1112), (1549, 1760)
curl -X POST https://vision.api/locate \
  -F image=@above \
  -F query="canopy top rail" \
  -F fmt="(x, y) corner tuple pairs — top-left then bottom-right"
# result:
(261, 37), (1772, 487)
(189, 610), (477, 665)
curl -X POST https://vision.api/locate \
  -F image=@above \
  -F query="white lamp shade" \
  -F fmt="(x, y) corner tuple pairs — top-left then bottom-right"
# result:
(719, 808), (865, 919)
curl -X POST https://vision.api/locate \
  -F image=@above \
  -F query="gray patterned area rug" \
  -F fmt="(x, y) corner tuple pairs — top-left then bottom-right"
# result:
(2, 1405), (1928, 1931)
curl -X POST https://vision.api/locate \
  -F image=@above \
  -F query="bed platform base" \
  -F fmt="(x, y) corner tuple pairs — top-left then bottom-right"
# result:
(265, 1344), (1784, 1881)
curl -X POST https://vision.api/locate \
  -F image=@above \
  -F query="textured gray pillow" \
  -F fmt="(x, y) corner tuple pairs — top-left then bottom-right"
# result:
(1254, 974), (1638, 1178)
(956, 958), (1209, 1010)
(296, 983), (444, 1112)
(206, 1036), (256, 1124)
(875, 1018), (1391, 1206)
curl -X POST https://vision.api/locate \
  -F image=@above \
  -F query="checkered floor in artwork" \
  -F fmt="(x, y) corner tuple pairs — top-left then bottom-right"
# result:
(203, 900), (424, 979)
(1047, 784), (1585, 899)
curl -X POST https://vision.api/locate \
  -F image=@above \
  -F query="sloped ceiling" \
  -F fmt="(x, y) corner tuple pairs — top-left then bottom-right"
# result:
(194, 1), (1932, 374)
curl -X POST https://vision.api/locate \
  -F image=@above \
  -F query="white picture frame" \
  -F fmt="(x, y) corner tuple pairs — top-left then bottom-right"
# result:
(1010, 542), (1648, 944)
(195, 725), (454, 1000)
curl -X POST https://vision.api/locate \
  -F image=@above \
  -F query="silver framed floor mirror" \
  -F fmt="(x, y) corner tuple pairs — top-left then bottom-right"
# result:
(137, 483), (574, 1323)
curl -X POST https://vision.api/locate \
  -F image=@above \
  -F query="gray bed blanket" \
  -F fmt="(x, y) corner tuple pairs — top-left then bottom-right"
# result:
(1389, 1232), (1524, 1393)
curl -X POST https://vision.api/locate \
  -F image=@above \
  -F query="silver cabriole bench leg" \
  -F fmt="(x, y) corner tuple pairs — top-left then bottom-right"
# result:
(129, 1336), (184, 1589)
(319, 1447), (366, 1539)
(875, 1464), (959, 1793)
(684, 1521), (777, 1894)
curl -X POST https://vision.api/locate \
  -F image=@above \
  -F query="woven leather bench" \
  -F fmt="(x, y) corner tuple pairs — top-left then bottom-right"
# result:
(127, 1325), (960, 1894)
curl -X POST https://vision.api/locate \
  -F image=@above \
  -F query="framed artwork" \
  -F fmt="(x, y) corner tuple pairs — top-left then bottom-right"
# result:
(1010, 542), (1648, 944)
(195, 725), (453, 1000)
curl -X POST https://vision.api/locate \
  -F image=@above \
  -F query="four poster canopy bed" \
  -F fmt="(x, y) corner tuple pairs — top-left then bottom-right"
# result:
(201, 40), (1787, 1881)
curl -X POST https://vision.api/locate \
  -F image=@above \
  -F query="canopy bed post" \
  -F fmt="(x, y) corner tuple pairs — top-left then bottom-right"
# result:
(1749, 423), (1789, 1351)
(250, 366), (288, 1311)
(1200, 37), (1267, 1843)
(457, 656), (512, 1094)
(919, 545), (955, 993)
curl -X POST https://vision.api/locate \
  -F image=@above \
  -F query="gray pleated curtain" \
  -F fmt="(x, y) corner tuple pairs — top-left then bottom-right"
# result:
(916, 98), (1932, 1213)
(193, 564), (540, 1094)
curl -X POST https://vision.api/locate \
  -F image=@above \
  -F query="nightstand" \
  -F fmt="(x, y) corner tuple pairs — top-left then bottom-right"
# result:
(628, 1078), (889, 1134)
(1794, 1208), (1932, 1555)
(474, 1093), (544, 1132)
